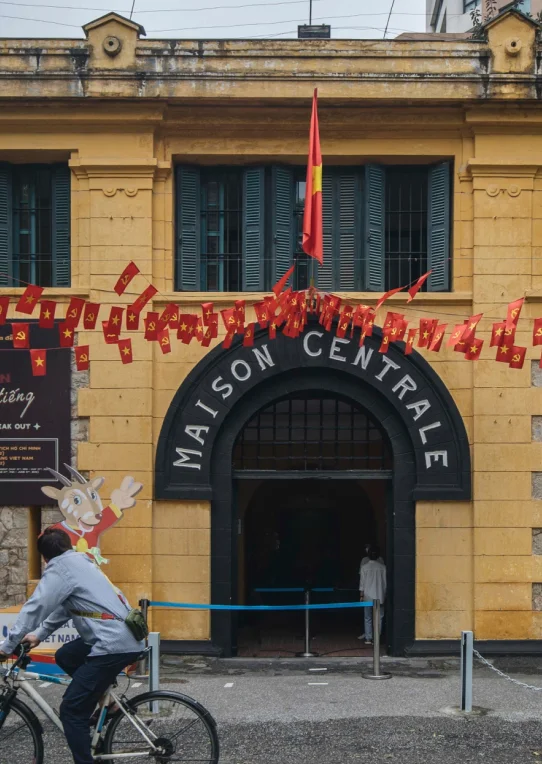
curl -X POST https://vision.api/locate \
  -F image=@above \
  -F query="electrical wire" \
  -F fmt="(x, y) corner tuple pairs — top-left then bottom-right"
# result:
(0, 12), (80, 26)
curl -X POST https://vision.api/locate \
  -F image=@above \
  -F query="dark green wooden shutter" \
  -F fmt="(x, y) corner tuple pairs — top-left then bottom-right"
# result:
(271, 166), (294, 285)
(52, 164), (71, 287)
(427, 162), (451, 292)
(176, 166), (201, 291)
(318, 171), (334, 290)
(338, 173), (361, 291)
(0, 163), (12, 287)
(364, 164), (386, 291)
(242, 167), (265, 291)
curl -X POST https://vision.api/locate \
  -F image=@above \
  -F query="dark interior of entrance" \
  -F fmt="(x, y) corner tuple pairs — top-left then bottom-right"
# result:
(232, 393), (391, 657)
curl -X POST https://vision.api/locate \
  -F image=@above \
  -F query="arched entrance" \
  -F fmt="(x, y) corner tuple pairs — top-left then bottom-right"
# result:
(156, 322), (471, 656)
(234, 393), (391, 655)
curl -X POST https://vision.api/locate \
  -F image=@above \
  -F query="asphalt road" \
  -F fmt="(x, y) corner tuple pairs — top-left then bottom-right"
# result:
(5, 665), (542, 763)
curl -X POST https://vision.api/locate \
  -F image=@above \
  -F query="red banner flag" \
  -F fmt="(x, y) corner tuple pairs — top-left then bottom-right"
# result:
(418, 318), (438, 349)
(509, 346), (527, 369)
(16, 285), (43, 315)
(0, 296), (8, 325)
(102, 321), (119, 345)
(447, 323), (467, 349)
(158, 304), (178, 332)
(157, 328), (172, 354)
(429, 324), (447, 352)
(243, 323), (255, 347)
(177, 314), (197, 344)
(272, 265), (295, 296)
(75, 345), (90, 371)
(107, 306), (124, 335)
(222, 330), (235, 349)
(201, 302), (215, 325)
(129, 284), (158, 315)
(375, 287), (403, 312)
(65, 297), (85, 328)
(30, 349), (47, 377)
(496, 344), (513, 363)
(39, 300), (57, 329)
(118, 338), (133, 364)
(506, 297), (524, 329)
(254, 302), (270, 329)
(461, 313), (483, 345)
(83, 302), (100, 330)
(464, 337), (484, 361)
(58, 322), (75, 348)
(407, 271), (431, 302)
(404, 328), (418, 355)
(144, 312), (159, 341)
(379, 328), (392, 354)
(114, 261), (140, 296)
(534, 318), (542, 346)
(126, 309), (139, 331)
(490, 321), (506, 348)
(12, 323), (29, 348)
(234, 300), (246, 334)
(302, 89), (323, 264)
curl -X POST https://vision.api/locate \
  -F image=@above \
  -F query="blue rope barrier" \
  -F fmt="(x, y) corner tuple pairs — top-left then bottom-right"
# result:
(148, 600), (372, 611)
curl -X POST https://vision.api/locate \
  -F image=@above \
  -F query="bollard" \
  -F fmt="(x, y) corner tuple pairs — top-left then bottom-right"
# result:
(136, 599), (150, 676)
(460, 630), (473, 712)
(363, 600), (391, 680)
(148, 631), (160, 713)
(296, 589), (316, 657)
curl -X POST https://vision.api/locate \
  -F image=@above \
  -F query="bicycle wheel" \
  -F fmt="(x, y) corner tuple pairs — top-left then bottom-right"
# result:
(102, 690), (219, 763)
(0, 695), (44, 764)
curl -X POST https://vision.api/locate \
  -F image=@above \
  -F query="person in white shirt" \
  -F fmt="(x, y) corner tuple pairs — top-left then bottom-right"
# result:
(359, 544), (384, 570)
(358, 547), (386, 645)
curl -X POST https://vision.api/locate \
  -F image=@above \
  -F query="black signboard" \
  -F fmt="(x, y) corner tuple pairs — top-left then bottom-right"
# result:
(0, 322), (71, 505)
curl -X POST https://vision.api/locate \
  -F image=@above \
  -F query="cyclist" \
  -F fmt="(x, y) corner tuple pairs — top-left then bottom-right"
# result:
(0, 527), (144, 764)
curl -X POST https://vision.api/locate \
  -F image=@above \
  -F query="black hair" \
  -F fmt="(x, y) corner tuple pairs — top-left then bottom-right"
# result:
(37, 527), (72, 560)
(368, 546), (380, 561)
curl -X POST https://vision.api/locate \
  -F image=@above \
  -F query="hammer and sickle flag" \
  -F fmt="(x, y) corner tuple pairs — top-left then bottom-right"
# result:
(114, 261), (140, 296)
(158, 328), (172, 355)
(75, 345), (90, 371)
(534, 318), (542, 347)
(12, 323), (29, 348)
(83, 302), (100, 330)
(64, 297), (85, 328)
(302, 89), (323, 265)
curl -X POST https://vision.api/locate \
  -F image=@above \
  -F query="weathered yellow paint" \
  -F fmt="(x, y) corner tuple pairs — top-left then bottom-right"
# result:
(3, 8), (542, 646)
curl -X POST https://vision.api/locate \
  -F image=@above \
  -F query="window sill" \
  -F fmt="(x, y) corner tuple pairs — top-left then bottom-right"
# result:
(0, 287), (90, 300)
(157, 291), (474, 306)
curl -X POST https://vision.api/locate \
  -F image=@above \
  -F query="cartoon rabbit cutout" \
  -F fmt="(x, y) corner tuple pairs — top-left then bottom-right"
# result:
(41, 464), (143, 566)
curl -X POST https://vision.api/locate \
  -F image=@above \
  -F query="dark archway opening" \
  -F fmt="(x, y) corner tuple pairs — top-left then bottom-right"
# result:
(237, 478), (389, 657)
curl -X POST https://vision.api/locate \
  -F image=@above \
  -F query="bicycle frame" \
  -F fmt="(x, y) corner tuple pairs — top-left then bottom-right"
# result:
(5, 668), (161, 760)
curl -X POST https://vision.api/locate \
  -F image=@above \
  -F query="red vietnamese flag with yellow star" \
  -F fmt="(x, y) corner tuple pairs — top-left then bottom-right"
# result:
(302, 89), (323, 264)
(30, 349), (47, 377)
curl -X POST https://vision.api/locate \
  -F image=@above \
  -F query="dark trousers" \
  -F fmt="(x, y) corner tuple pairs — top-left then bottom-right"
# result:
(56, 638), (140, 764)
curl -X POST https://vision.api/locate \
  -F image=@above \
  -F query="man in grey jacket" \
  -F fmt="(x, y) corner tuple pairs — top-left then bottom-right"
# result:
(0, 527), (144, 764)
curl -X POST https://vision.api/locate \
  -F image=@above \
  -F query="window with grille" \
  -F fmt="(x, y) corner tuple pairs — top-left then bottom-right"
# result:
(0, 163), (71, 288)
(463, 0), (480, 11)
(175, 162), (451, 293)
(233, 395), (392, 472)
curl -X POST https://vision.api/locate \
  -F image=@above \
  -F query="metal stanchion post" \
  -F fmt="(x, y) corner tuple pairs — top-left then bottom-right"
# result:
(148, 631), (160, 713)
(136, 599), (150, 677)
(460, 630), (473, 712)
(296, 589), (316, 657)
(363, 599), (391, 680)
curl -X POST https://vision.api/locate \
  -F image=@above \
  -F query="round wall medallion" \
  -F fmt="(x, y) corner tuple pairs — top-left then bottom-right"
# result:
(508, 184), (521, 197)
(103, 36), (122, 57)
(486, 184), (500, 197)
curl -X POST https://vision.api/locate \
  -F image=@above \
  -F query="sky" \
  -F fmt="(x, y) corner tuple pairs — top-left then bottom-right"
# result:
(0, 0), (429, 40)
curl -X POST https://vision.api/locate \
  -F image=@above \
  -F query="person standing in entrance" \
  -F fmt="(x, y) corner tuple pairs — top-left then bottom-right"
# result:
(358, 547), (386, 645)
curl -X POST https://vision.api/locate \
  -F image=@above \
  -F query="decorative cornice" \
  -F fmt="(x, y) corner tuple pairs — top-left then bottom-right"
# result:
(69, 158), (171, 181)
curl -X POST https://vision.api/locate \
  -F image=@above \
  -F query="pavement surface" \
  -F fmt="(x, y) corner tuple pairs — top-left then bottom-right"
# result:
(5, 656), (542, 763)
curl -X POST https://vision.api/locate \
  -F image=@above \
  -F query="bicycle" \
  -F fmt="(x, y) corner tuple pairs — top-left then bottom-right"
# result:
(0, 644), (220, 762)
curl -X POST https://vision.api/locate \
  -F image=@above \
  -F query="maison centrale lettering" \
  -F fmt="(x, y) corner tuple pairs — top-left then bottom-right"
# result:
(172, 331), (449, 473)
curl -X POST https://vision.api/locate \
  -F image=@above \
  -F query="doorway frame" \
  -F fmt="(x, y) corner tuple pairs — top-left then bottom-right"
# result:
(210, 369), (417, 657)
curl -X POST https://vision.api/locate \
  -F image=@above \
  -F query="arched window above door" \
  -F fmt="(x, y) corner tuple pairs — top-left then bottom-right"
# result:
(233, 394), (392, 472)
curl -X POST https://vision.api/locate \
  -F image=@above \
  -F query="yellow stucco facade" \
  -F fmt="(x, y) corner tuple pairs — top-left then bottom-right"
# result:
(3, 7), (542, 653)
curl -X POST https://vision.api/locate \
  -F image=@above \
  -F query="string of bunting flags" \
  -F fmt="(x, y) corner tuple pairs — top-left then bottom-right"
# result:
(0, 262), (538, 377)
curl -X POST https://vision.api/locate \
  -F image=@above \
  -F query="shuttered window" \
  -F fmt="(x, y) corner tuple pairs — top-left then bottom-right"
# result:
(0, 163), (71, 288)
(175, 161), (451, 293)
(364, 162), (451, 293)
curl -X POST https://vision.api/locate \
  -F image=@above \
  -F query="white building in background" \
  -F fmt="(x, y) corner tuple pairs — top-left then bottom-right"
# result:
(426, 0), (537, 33)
